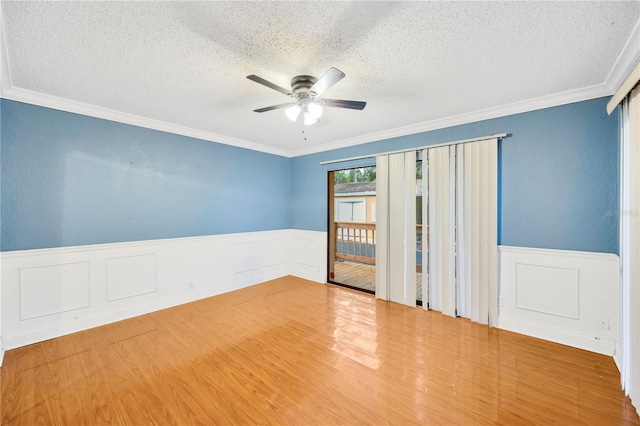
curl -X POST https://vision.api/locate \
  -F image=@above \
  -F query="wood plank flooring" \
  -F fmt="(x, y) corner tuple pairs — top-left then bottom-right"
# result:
(334, 260), (376, 291)
(2, 276), (638, 425)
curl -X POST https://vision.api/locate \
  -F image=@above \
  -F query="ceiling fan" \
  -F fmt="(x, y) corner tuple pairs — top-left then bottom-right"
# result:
(246, 67), (366, 125)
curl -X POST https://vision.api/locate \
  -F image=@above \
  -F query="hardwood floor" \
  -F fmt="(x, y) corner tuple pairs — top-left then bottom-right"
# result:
(2, 276), (638, 425)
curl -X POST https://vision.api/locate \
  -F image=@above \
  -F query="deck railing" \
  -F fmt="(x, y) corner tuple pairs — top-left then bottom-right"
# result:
(334, 222), (424, 271)
(334, 222), (376, 265)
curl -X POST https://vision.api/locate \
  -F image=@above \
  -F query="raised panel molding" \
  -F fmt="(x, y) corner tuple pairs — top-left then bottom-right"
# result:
(499, 246), (620, 356)
(514, 263), (579, 319)
(263, 239), (286, 267)
(20, 262), (90, 320)
(0, 238), (621, 361)
(295, 238), (318, 267)
(106, 254), (157, 301)
(1, 230), (320, 351)
(233, 243), (260, 274)
(289, 230), (327, 284)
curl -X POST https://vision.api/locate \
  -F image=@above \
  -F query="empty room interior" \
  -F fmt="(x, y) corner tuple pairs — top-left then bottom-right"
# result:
(2, 2), (640, 424)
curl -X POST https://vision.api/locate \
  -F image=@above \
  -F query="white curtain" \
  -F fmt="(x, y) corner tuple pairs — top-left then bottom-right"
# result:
(608, 59), (639, 412)
(376, 155), (389, 301)
(620, 85), (640, 411)
(375, 152), (416, 306)
(424, 139), (498, 323)
(459, 139), (498, 325)
(425, 146), (456, 315)
(376, 139), (498, 323)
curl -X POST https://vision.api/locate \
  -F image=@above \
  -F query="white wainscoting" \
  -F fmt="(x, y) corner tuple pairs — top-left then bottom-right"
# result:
(499, 246), (620, 356)
(0, 249), (2, 364)
(288, 229), (327, 284)
(2, 229), (328, 351)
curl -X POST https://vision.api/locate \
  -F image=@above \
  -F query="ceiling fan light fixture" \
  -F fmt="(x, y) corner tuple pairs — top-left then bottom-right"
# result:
(248, 67), (365, 125)
(303, 111), (318, 126)
(285, 104), (301, 121)
(307, 101), (323, 119)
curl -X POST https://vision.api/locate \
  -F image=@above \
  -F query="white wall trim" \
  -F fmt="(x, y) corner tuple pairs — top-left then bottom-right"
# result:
(1, 230), (308, 351)
(291, 84), (613, 157)
(288, 229), (327, 284)
(0, 231), (286, 259)
(0, 12), (289, 158)
(499, 317), (616, 356)
(0, 78), (614, 160)
(4, 282), (257, 352)
(1, 15), (638, 159)
(294, 15), (633, 157)
(0, 86), (291, 158)
(1, 230), (328, 353)
(0, 236), (627, 364)
(498, 246), (620, 357)
(605, 17), (640, 94)
(498, 245), (620, 261)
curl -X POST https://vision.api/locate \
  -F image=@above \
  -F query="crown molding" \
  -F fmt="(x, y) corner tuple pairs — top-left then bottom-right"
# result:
(291, 18), (640, 158)
(1, 14), (287, 157)
(0, 79), (615, 160)
(289, 82), (612, 157)
(0, 86), (291, 157)
(605, 17), (640, 93)
(1, 16), (638, 159)
(1, 12), (289, 157)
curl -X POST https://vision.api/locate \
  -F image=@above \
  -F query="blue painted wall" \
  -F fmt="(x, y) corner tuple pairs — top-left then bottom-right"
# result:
(291, 97), (619, 254)
(1, 100), (291, 251)
(1, 97), (619, 254)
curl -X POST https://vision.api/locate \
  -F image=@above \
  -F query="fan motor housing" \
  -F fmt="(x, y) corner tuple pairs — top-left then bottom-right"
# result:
(291, 75), (317, 96)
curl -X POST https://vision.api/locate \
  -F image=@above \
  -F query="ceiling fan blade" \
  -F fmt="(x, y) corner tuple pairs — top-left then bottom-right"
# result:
(309, 67), (345, 97)
(322, 99), (366, 110)
(247, 75), (293, 97)
(253, 103), (296, 113)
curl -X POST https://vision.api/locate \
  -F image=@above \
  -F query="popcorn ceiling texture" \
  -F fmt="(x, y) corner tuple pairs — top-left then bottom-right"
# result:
(2, 1), (639, 152)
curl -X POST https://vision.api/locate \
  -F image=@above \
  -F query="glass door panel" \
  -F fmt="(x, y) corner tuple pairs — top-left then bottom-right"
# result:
(329, 167), (377, 294)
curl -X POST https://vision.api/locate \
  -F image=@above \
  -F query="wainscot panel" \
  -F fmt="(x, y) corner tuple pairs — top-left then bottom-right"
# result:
(288, 230), (327, 284)
(499, 246), (619, 356)
(1, 230), (293, 350)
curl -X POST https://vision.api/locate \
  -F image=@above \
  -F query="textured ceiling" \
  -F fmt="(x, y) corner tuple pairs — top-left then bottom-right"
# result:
(2, 1), (640, 156)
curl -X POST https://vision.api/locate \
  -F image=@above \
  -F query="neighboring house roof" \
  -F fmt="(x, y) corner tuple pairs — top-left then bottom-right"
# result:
(335, 182), (376, 195)
(335, 180), (424, 196)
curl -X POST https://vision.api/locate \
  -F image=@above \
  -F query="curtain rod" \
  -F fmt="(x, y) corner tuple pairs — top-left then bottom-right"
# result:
(319, 133), (508, 165)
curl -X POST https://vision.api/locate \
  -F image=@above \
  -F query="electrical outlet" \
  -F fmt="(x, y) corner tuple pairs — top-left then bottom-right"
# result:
(189, 282), (195, 291)
(599, 316), (610, 331)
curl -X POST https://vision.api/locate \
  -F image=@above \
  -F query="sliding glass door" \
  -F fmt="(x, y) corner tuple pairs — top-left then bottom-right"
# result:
(328, 167), (377, 293)
(416, 152), (425, 305)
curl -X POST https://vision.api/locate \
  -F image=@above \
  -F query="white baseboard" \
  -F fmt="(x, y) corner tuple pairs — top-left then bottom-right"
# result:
(2, 280), (266, 351)
(1, 230), (299, 350)
(614, 343), (622, 375)
(1, 229), (330, 351)
(498, 246), (620, 356)
(5, 236), (623, 363)
(499, 317), (616, 356)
